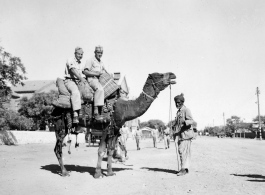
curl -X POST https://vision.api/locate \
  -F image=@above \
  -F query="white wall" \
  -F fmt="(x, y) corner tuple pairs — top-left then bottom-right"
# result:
(0, 131), (86, 145)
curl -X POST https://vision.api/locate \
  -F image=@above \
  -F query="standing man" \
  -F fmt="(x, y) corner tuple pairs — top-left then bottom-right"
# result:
(163, 127), (171, 149)
(172, 93), (196, 176)
(64, 47), (86, 124)
(135, 127), (142, 150)
(83, 46), (108, 121)
(151, 125), (159, 148)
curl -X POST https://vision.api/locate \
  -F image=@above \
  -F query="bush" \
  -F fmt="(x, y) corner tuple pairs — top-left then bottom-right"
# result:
(0, 109), (33, 130)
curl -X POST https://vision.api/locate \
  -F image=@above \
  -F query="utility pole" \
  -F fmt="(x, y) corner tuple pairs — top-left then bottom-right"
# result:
(223, 112), (226, 126)
(256, 87), (262, 140)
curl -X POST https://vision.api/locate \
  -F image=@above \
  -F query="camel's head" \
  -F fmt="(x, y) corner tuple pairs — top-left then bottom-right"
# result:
(143, 72), (176, 98)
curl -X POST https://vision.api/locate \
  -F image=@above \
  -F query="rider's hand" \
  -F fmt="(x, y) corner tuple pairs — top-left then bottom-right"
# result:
(181, 120), (186, 125)
(81, 78), (87, 84)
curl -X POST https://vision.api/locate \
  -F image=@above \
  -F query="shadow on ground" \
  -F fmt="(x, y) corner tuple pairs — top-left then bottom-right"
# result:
(41, 164), (132, 177)
(141, 167), (177, 175)
(231, 174), (265, 182)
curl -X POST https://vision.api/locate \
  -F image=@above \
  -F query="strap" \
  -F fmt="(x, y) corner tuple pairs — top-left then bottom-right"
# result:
(142, 90), (155, 101)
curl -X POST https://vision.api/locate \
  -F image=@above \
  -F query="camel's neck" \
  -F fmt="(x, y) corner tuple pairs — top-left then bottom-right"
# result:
(113, 80), (158, 127)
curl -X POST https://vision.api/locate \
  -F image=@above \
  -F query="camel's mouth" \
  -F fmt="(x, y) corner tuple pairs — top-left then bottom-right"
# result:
(170, 80), (176, 84)
(166, 72), (176, 85)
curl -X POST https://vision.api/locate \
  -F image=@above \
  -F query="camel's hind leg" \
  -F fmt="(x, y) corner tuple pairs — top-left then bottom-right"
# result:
(54, 118), (69, 177)
(94, 132), (107, 179)
(106, 135), (118, 176)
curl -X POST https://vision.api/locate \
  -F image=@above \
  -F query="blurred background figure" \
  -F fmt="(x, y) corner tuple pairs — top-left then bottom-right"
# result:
(163, 126), (171, 149)
(134, 126), (142, 150)
(151, 125), (159, 148)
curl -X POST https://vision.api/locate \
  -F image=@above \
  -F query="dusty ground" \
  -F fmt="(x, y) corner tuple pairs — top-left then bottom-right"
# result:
(0, 136), (264, 195)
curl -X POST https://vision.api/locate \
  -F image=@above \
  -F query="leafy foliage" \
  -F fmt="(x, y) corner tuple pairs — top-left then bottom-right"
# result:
(18, 90), (59, 129)
(0, 46), (27, 107)
(140, 119), (166, 131)
(226, 115), (242, 133)
(0, 108), (33, 130)
(252, 115), (265, 123)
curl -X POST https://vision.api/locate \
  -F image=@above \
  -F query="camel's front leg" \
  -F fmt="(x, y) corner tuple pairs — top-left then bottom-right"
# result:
(54, 136), (69, 177)
(94, 133), (107, 179)
(106, 136), (118, 176)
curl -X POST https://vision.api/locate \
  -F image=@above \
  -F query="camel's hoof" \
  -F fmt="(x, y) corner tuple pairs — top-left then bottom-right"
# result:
(68, 151), (71, 154)
(94, 172), (104, 179)
(106, 172), (116, 177)
(75, 143), (79, 148)
(125, 156), (129, 160)
(61, 171), (70, 177)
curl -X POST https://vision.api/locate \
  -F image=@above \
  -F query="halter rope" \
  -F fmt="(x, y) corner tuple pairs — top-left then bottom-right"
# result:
(142, 90), (155, 101)
(168, 84), (173, 132)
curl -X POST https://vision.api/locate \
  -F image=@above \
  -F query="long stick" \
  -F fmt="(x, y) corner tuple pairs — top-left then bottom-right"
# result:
(174, 136), (181, 171)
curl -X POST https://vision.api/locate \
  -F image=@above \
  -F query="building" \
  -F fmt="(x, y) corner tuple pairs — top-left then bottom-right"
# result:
(126, 118), (140, 137)
(140, 127), (154, 138)
(113, 72), (129, 100)
(10, 80), (57, 112)
(2, 92), (21, 110)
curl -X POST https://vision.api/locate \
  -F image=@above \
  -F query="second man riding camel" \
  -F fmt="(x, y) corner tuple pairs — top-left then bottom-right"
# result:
(83, 46), (109, 121)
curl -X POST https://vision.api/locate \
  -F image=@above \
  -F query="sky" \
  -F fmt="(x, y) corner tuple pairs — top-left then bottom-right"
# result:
(1, 0), (265, 129)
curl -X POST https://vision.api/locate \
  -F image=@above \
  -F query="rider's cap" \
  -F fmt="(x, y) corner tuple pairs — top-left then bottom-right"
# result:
(75, 47), (83, 53)
(95, 45), (103, 53)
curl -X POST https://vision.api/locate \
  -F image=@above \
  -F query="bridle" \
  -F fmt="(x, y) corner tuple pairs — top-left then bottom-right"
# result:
(142, 74), (166, 101)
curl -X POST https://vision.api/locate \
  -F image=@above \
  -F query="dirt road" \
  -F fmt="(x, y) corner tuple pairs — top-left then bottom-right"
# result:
(0, 136), (264, 195)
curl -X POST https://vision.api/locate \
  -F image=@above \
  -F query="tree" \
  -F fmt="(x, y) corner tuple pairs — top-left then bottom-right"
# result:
(140, 119), (165, 131)
(18, 90), (58, 130)
(203, 126), (221, 135)
(0, 109), (33, 130)
(226, 115), (242, 134)
(0, 46), (27, 107)
(139, 121), (148, 128)
(252, 115), (265, 123)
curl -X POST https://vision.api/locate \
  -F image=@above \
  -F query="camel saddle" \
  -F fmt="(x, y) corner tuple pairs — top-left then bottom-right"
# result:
(52, 75), (119, 125)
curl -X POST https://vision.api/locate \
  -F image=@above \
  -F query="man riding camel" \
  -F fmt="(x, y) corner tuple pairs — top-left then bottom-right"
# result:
(64, 47), (86, 124)
(83, 46), (109, 121)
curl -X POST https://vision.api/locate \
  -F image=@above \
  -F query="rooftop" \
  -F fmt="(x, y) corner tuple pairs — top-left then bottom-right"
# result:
(11, 80), (55, 92)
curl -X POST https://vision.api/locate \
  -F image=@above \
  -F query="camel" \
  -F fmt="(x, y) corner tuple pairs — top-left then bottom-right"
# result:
(51, 72), (176, 178)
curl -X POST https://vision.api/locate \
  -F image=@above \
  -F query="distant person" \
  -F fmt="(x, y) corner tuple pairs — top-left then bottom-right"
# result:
(172, 93), (196, 176)
(151, 125), (159, 148)
(163, 127), (171, 149)
(135, 127), (142, 150)
(64, 47), (86, 124)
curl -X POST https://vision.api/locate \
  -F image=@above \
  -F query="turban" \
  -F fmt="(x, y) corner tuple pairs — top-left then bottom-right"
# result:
(174, 93), (185, 102)
(75, 47), (83, 53)
(95, 45), (103, 52)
